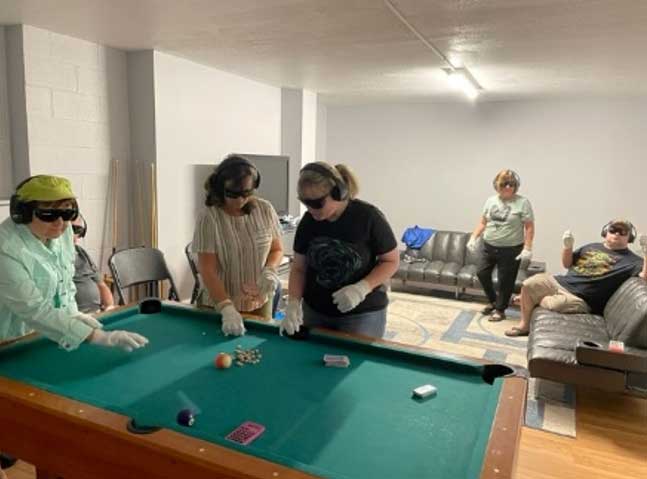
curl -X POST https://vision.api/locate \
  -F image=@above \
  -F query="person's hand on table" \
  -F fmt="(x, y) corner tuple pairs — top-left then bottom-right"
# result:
(332, 280), (372, 313)
(280, 297), (303, 336)
(75, 312), (103, 329)
(220, 303), (246, 336)
(89, 329), (149, 352)
(256, 266), (281, 299)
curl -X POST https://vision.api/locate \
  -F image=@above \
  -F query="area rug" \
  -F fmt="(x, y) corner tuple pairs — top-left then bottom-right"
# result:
(386, 290), (576, 437)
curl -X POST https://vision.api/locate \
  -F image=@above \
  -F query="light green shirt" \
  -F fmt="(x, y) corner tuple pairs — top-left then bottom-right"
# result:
(0, 218), (92, 350)
(482, 194), (534, 247)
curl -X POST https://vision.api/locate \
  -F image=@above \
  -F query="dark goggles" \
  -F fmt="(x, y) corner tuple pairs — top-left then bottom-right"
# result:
(299, 195), (328, 210)
(224, 188), (255, 199)
(608, 226), (629, 236)
(501, 182), (517, 189)
(72, 224), (86, 236)
(34, 208), (79, 223)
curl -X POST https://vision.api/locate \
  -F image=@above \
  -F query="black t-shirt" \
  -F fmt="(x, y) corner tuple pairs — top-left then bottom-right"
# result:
(555, 243), (643, 314)
(293, 199), (397, 317)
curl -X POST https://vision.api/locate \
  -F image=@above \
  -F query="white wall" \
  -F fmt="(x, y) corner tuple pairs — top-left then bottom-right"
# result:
(153, 51), (282, 297)
(0, 200), (9, 220)
(326, 99), (647, 272)
(20, 25), (131, 269)
(0, 28), (12, 198)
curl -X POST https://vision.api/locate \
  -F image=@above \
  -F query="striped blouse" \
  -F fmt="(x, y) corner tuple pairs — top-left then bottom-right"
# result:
(192, 198), (281, 312)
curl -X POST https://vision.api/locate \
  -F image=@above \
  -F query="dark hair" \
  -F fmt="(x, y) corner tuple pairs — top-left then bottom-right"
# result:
(204, 156), (259, 214)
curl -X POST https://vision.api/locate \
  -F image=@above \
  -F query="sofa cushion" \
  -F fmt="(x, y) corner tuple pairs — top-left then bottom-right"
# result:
(407, 261), (427, 282)
(418, 235), (436, 261)
(439, 262), (461, 285)
(427, 231), (468, 265)
(603, 277), (647, 348)
(423, 260), (445, 282)
(457, 264), (478, 288)
(527, 308), (609, 366)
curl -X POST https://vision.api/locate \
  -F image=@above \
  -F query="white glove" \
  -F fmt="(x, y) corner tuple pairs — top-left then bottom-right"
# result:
(89, 329), (149, 352)
(515, 249), (533, 262)
(74, 312), (103, 329)
(280, 297), (303, 336)
(639, 234), (647, 256)
(466, 236), (478, 253)
(562, 230), (574, 249)
(332, 280), (372, 313)
(220, 304), (246, 336)
(256, 266), (280, 299)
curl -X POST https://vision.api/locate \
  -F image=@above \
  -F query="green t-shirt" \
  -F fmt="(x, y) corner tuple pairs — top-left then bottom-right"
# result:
(482, 194), (534, 247)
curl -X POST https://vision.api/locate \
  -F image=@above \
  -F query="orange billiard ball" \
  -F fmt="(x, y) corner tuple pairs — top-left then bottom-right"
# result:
(214, 352), (232, 369)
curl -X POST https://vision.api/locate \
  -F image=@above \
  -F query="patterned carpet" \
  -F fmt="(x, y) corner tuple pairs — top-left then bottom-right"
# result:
(385, 290), (576, 437)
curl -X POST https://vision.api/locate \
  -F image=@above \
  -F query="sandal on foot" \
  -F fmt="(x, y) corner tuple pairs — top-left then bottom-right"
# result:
(481, 304), (495, 315)
(505, 327), (529, 337)
(489, 310), (506, 322)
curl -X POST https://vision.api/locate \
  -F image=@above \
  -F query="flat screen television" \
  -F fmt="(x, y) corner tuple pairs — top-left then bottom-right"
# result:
(235, 154), (290, 216)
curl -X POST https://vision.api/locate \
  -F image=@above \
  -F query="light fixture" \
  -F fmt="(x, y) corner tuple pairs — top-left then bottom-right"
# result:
(443, 67), (482, 100)
(384, 0), (484, 100)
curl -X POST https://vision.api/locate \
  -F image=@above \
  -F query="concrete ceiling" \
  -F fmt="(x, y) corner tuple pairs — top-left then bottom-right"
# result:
(2, 0), (647, 104)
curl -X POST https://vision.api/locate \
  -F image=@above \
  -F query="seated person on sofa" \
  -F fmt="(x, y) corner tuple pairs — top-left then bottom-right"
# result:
(72, 214), (114, 313)
(505, 219), (647, 337)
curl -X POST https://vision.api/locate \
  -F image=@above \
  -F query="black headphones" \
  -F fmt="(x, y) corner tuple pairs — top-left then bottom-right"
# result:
(73, 213), (88, 238)
(10, 176), (44, 224)
(300, 163), (349, 201)
(212, 155), (261, 191)
(492, 170), (521, 191)
(601, 220), (636, 243)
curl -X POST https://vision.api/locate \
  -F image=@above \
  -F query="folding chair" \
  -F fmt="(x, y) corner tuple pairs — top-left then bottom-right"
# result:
(108, 247), (180, 305)
(185, 242), (201, 304)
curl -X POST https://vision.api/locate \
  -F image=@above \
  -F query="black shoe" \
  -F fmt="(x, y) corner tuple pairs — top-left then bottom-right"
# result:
(481, 304), (495, 315)
(0, 453), (17, 469)
(489, 310), (507, 322)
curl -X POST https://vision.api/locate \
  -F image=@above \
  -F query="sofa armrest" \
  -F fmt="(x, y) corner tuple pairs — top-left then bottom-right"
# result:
(576, 340), (647, 373)
(526, 260), (546, 276)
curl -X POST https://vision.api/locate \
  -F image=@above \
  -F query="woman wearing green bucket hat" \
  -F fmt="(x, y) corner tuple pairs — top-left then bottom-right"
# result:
(0, 175), (148, 352)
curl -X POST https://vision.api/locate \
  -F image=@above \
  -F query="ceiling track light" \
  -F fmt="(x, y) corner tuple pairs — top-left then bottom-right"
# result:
(383, 0), (484, 100)
(443, 67), (483, 100)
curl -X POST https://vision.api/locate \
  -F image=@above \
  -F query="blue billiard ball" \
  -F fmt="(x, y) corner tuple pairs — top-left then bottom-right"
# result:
(177, 409), (195, 427)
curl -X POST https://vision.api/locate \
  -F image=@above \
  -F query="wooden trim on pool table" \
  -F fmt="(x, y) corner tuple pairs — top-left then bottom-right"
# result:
(0, 302), (526, 479)
(0, 376), (316, 479)
(480, 377), (527, 479)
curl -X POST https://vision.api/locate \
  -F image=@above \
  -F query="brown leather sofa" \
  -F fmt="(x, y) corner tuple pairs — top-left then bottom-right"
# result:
(392, 231), (545, 298)
(528, 277), (647, 393)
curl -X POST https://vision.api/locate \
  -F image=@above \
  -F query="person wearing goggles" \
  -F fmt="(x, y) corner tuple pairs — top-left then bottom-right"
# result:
(280, 162), (399, 339)
(71, 214), (115, 313)
(467, 169), (535, 322)
(0, 175), (148, 352)
(506, 220), (647, 337)
(193, 155), (284, 336)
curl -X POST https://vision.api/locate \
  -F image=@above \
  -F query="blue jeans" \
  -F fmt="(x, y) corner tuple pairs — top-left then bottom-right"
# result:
(302, 302), (387, 339)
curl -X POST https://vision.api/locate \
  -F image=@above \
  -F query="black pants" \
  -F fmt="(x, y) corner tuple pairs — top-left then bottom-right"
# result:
(476, 242), (524, 312)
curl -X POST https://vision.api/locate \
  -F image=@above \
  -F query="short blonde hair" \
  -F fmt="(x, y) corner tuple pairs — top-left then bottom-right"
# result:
(493, 169), (520, 193)
(298, 162), (359, 200)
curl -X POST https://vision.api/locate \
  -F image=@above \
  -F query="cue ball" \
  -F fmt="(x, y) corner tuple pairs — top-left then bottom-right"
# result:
(177, 409), (195, 427)
(214, 352), (232, 369)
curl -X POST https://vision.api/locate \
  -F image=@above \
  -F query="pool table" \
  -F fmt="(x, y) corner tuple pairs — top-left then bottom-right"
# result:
(0, 301), (526, 479)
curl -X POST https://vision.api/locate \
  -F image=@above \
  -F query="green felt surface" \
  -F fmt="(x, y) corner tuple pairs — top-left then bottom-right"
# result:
(0, 304), (504, 479)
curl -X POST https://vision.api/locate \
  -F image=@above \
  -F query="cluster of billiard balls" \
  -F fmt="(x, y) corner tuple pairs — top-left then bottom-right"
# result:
(176, 348), (263, 427)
